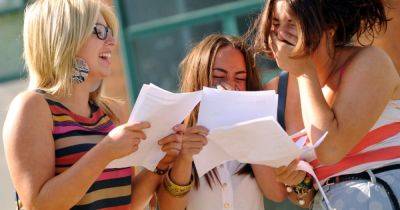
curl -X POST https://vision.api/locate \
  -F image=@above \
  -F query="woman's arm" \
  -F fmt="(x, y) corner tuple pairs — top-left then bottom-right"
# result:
(3, 92), (112, 209)
(131, 168), (162, 210)
(296, 47), (399, 164)
(131, 134), (181, 210)
(157, 154), (193, 210)
(252, 165), (287, 202)
(272, 160), (314, 208)
(157, 125), (208, 210)
(3, 92), (148, 210)
(106, 97), (185, 210)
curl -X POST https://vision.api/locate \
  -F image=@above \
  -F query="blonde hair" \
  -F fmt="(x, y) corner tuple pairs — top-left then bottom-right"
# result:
(23, 0), (120, 123)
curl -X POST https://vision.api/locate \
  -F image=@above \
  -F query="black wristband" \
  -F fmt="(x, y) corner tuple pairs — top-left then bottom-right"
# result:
(153, 167), (169, 175)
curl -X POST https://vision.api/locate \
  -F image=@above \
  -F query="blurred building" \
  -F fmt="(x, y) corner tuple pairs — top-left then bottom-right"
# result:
(113, 0), (278, 102)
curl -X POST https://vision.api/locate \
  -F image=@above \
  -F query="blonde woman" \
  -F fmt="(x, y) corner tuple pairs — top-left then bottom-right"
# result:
(3, 0), (182, 209)
(157, 34), (287, 210)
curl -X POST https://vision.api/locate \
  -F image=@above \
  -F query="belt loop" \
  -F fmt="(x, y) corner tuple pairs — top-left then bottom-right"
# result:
(367, 169), (377, 184)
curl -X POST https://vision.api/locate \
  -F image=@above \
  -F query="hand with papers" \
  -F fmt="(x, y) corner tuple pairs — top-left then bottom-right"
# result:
(105, 83), (312, 175)
(103, 121), (150, 160)
(173, 124), (209, 161)
(106, 84), (203, 171)
(157, 35), (296, 209)
(194, 87), (289, 176)
(156, 132), (185, 170)
(192, 87), (328, 175)
(155, 125), (209, 171)
(194, 87), (333, 207)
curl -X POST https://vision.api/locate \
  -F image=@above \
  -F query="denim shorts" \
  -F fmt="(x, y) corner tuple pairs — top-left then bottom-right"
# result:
(312, 169), (400, 210)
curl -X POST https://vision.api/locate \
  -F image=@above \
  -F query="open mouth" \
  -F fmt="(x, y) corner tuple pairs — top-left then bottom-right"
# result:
(281, 38), (295, 46)
(99, 52), (112, 64)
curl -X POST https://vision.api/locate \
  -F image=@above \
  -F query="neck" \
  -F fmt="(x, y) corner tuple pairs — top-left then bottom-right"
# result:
(55, 77), (101, 117)
(71, 84), (91, 105)
(312, 48), (346, 87)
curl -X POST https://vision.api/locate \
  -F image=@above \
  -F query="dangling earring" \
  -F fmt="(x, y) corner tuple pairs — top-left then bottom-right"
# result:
(72, 57), (89, 84)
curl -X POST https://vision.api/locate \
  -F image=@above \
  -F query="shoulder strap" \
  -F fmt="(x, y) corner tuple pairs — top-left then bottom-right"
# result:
(16, 193), (20, 210)
(277, 71), (289, 131)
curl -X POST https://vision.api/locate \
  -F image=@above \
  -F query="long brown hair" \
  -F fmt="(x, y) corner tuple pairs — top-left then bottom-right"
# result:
(179, 34), (262, 189)
(248, 0), (389, 57)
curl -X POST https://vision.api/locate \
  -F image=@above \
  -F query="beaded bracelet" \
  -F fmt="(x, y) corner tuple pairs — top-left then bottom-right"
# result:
(286, 173), (313, 206)
(163, 169), (194, 197)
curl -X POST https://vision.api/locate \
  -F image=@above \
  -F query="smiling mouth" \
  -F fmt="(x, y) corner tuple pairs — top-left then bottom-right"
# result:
(281, 39), (295, 46)
(275, 36), (295, 46)
(99, 52), (111, 60)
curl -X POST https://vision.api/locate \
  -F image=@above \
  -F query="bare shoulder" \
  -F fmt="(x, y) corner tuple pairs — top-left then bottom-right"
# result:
(341, 46), (400, 98)
(3, 91), (56, 199)
(263, 76), (279, 92)
(5, 90), (52, 125)
(344, 46), (398, 82)
(350, 46), (396, 74)
(3, 90), (53, 146)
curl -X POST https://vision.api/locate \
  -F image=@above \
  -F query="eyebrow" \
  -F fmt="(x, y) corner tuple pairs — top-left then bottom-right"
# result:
(213, 68), (247, 74)
(272, 18), (293, 23)
(95, 22), (110, 28)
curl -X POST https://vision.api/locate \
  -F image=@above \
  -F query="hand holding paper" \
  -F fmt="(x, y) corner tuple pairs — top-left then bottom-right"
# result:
(106, 84), (202, 171)
(193, 87), (327, 177)
(194, 87), (282, 176)
(195, 116), (304, 177)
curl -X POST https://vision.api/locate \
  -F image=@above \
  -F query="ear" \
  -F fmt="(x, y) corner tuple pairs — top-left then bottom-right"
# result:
(328, 28), (336, 40)
(311, 31), (334, 59)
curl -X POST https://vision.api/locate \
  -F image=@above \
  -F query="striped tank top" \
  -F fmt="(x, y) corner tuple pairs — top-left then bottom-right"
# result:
(19, 98), (132, 209)
(294, 100), (400, 182)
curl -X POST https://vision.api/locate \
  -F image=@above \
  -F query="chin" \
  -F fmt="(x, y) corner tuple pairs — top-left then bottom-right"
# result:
(98, 68), (112, 77)
(89, 80), (102, 92)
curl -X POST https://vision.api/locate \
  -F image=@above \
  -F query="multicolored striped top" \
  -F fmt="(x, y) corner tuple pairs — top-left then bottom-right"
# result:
(294, 100), (400, 183)
(19, 98), (132, 209)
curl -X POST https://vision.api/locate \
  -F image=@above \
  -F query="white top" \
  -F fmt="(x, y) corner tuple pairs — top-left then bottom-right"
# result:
(186, 161), (264, 210)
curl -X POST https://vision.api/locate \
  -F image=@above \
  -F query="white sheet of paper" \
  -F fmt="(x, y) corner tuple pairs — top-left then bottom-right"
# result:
(106, 84), (203, 170)
(194, 88), (279, 176)
(195, 117), (302, 176)
(197, 87), (278, 129)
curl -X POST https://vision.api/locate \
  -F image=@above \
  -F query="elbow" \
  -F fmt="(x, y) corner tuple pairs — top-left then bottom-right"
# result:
(264, 187), (287, 203)
(268, 193), (287, 203)
(24, 202), (45, 210)
(25, 199), (70, 210)
(22, 198), (42, 210)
